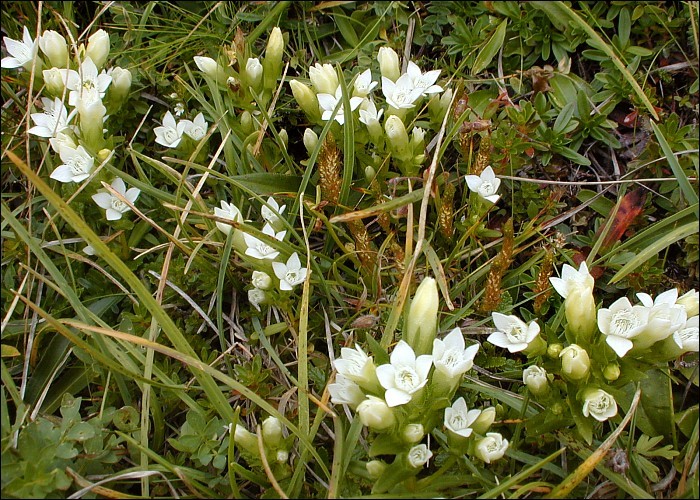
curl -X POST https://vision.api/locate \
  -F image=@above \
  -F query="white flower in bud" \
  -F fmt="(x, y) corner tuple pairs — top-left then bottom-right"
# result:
(377, 47), (400, 82)
(474, 432), (508, 463)
(471, 407), (496, 435)
(357, 396), (396, 430)
(245, 57), (263, 91)
(402, 423), (425, 443)
(248, 288), (267, 312)
(194, 56), (226, 82)
(404, 277), (439, 356)
(262, 27), (284, 91)
(251, 271), (272, 290)
(676, 289), (699, 317)
(303, 128), (318, 154)
(522, 365), (550, 397)
(85, 29), (110, 68)
(559, 344), (590, 381)
(39, 30), (68, 68)
(262, 416), (284, 448)
(407, 444), (433, 468)
(309, 62), (338, 95)
(289, 80), (320, 121)
(582, 388), (618, 422)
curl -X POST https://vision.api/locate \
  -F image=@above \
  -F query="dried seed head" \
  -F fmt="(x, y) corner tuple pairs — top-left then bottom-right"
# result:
(318, 133), (342, 204)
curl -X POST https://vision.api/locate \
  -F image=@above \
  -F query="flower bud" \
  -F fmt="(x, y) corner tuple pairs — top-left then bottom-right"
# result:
(429, 87), (453, 122)
(278, 128), (288, 151)
(402, 424), (424, 444)
(97, 149), (112, 162)
(262, 416), (284, 448)
(289, 79), (321, 122)
(276, 449), (289, 463)
(42, 67), (66, 96)
(385, 115), (411, 161)
(581, 387), (618, 422)
(403, 276), (439, 356)
(522, 365), (550, 397)
(77, 98), (107, 150)
(309, 63), (338, 95)
(107, 67), (132, 111)
(233, 424), (260, 456)
(252, 271), (272, 290)
(366, 460), (387, 479)
(364, 165), (376, 183)
(248, 288), (267, 312)
(357, 396), (396, 431)
(603, 363), (621, 382)
(407, 444), (433, 468)
(547, 343), (563, 359)
(559, 344), (590, 382)
(194, 56), (228, 85)
(39, 30), (69, 68)
(565, 285), (597, 344)
(303, 128), (318, 155)
(262, 27), (284, 91)
(240, 110), (254, 134)
(474, 432), (508, 463)
(49, 132), (76, 154)
(471, 407), (496, 435)
(676, 289), (699, 317)
(410, 127), (426, 154)
(245, 57), (263, 92)
(377, 47), (400, 82)
(85, 29), (110, 69)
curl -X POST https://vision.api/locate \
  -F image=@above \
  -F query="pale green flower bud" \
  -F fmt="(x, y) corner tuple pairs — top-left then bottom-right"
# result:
(565, 285), (597, 344)
(547, 343), (563, 359)
(603, 363), (621, 381)
(522, 365), (550, 397)
(262, 27), (284, 91)
(233, 424), (260, 456)
(303, 128), (318, 155)
(42, 67), (65, 96)
(252, 271), (272, 290)
(97, 149), (112, 162)
(77, 98), (107, 150)
(402, 423), (424, 444)
(366, 460), (387, 479)
(240, 111), (254, 135)
(377, 47), (400, 82)
(357, 396), (396, 431)
(107, 67), (132, 111)
(276, 449), (289, 463)
(385, 115), (411, 162)
(559, 344), (590, 382)
(39, 30), (68, 68)
(471, 407), (496, 435)
(85, 29), (110, 69)
(262, 416), (284, 448)
(428, 87), (453, 122)
(278, 128), (288, 151)
(194, 56), (228, 85)
(676, 289), (699, 317)
(364, 165), (376, 183)
(309, 63), (338, 95)
(289, 79), (321, 122)
(403, 276), (439, 356)
(245, 57), (263, 92)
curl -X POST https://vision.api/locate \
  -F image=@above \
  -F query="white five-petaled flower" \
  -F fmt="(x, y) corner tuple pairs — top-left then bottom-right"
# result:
(29, 97), (72, 138)
(444, 397), (481, 438)
(353, 68), (378, 97)
(474, 432), (509, 463)
(488, 312), (541, 353)
(154, 111), (188, 148)
(333, 344), (379, 390)
(407, 444), (433, 468)
(634, 289), (688, 350)
(327, 373), (366, 409)
(317, 85), (363, 125)
(405, 61), (443, 96)
(465, 166), (501, 204)
(358, 98), (384, 126)
(244, 223), (286, 260)
(376, 340), (433, 407)
(50, 143), (95, 183)
(248, 288), (267, 312)
(432, 327), (479, 381)
(181, 112), (208, 141)
(61, 56), (112, 107)
(549, 261), (595, 299)
(581, 388), (618, 422)
(213, 200), (243, 235)
(272, 252), (308, 290)
(91, 177), (140, 221)
(381, 74), (424, 110)
(1, 27), (38, 70)
(261, 196), (286, 227)
(597, 297), (649, 357)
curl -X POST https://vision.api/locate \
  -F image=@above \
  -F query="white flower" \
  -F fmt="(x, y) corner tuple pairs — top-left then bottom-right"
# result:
(559, 344), (590, 381)
(376, 340), (433, 407)
(353, 68), (378, 97)
(308, 62), (338, 95)
(405, 61), (443, 96)
(671, 316), (699, 353)
(488, 312), (540, 353)
(85, 29), (110, 69)
(357, 395), (396, 430)
(49, 132), (76, 154)
(634, 290), (687, 350)
(248, 288), (267, 312)
(407, 444), (433, 468)
(328, 373), (366, 409)
(245, 57), (263, 90)
(182, 112), (208, 141)
(1, 27), (38, 70)
(381, 74), (423, 110)
(29, 97), (71, 138)
(251, 271), (272, 290)
(83, 245), (96, 256)
(193, 56), (224, 79)
(549, 262), (595, 299)
(261, 416), (284, 448)
(522, 365), (549, 396)
(173, 102), (185, 117)
(358, 98), (384, 126)
(444, 397), (481, 438)
(676, 289), (699, 317)
(39, 30), (68, 68)
(317, 86), (363, 125)
(91, 178), (140, 221)
(244, 223), (286, 260)
(61, 56), (112, 107)
(582, 388), (618, 422)
(465, 166), (501, 204)
(598, 297), (649, 357)
(50, 144), (94, 183)
(474, 433), (509, 463)
(214, 200), (243, 235)
(154, 111), (188, 148)
(333, 344), (380, 390)
(432, 327), (479, 380)
(272, 252), (308, 290)
(261, 196), (286, 227)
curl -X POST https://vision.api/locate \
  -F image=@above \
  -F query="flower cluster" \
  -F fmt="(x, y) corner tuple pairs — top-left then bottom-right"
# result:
(213, 196), (308, 311)
(328, 277), (507, 494)
(488, 261), (698, 428)
(3, 27), (140, 223)
(232, 416), (293, 480)
(154, 110), (208, 148)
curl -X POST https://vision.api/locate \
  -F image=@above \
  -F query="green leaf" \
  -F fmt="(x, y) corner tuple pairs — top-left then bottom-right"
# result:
(553, 102), (576, 134)
(639, 368), (674, 438)
(651, 120), (699, 208)
(471, 18), (508, 75)
(65, 422), (96, 442)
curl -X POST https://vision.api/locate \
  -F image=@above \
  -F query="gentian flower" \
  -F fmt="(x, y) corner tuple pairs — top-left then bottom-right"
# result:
(91, 178), (140, 221)
(465, 166), (501, 204)
(327, 373), (366, 409)
(522, 365), (550, 397)
(1, 27), (39, 70)
(38, 30), (68, 68)
(214, 200), (243, 235)
(243, 223), (286, 260)
(308, 62), (338, 95)
(272, 252), (307, 290)
(317, 86), (363, 125)
(61, 56), (112, 107)
(50, 144), (94, 183)
(432, 327), (479, 382)
(248, 288), (267, 312)
(377, 47), (400, 82)
(29, 97), (71, 138)
(357, 396), (396, 431)
(474, 433), (509, 463)
(353, 68), (378, 97)
(488, 312), (540, 353)
(376, 340), (433, 407)
(85, 29), (110, 69)
(154, 111), (188, 148)
(182, 112), (208, 141)
(559, 344), (590, 381)
(597, 297), (649, 357)
(444, 397), (481, 438)
(407, 444), (433, 468)
(581, 388), (618, 422)
(333, 344), (381, 392)
(260, 196), (286, 227)
(405, 61), (443, 96)
(381, 74), (423, 110)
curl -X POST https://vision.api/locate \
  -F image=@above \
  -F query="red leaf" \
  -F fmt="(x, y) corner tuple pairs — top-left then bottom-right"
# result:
(600, 188), (647, 250)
